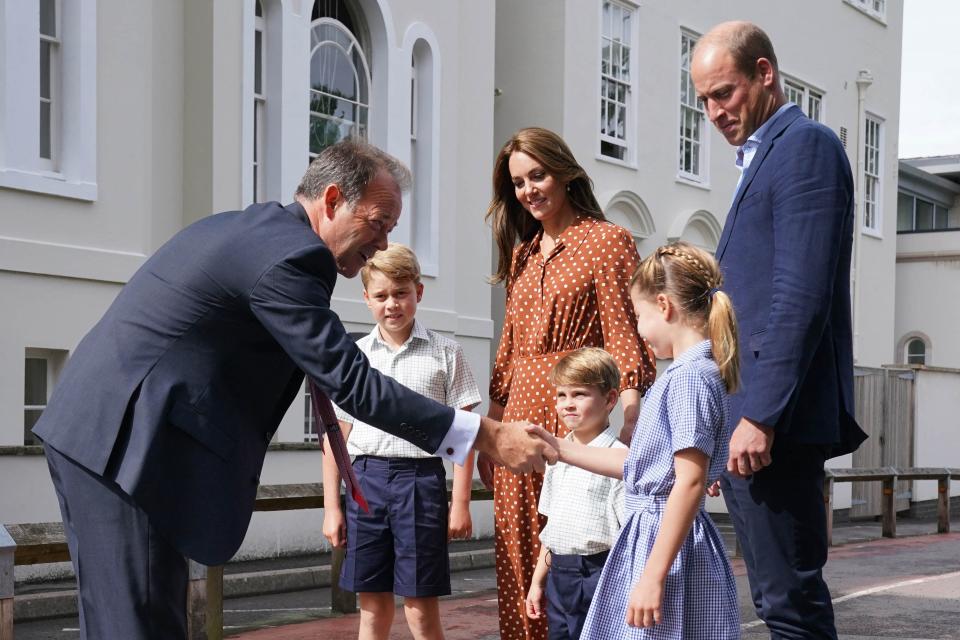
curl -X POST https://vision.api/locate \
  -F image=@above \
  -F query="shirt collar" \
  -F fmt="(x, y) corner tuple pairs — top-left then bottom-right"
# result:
(666, 339), (713, 373)
(734, 102), (794, 169)
(533, 214), (596, 262)
(563, 423), (620, 447)
(370, 319), (429, 351)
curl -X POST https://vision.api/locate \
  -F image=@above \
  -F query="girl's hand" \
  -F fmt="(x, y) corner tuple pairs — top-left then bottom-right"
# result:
(706, 480), (721, 497)
(625, 573), (663, 628)
(525, 582), (546, 619)
(524, 424), (561, 460)
(448, 503), (473, 540)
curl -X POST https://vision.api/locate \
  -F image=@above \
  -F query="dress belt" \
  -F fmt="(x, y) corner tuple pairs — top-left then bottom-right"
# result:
(625, 492), (706, 514)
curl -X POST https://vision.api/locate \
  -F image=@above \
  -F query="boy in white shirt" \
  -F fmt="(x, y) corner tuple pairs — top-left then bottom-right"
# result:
(525, 348), (627, 639)
(322, 243), (482, 640)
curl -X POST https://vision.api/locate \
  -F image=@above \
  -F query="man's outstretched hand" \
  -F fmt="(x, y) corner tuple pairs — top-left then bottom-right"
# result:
(474, 417), (558, 475)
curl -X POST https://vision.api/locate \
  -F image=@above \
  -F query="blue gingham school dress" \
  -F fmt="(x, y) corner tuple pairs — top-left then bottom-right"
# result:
(580, 340), (740, 639)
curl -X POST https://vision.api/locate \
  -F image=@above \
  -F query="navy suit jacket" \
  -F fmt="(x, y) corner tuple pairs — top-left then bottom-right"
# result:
(717, 105), (866, 457)
(34, 201), (455, 564)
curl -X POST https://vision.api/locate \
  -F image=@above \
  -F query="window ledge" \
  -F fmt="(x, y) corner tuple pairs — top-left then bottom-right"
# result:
(675, 175), (711, 192)
(0, 167), (97, 201)
(861, 227), (884, 240)
(595, 154), (638, 170)
(842, 0), (887, 26)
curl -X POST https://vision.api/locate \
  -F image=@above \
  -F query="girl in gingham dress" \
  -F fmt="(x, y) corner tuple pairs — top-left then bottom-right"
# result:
(533, 241), (740, 639)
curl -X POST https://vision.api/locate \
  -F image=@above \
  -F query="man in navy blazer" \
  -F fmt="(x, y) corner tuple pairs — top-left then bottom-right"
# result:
(33, 140), (556, 639)
(692, 22), (867, 639)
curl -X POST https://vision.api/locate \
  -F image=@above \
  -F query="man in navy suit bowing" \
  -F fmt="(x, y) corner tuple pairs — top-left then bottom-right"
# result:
(33, 140), (557, 639)
(692, 22), (867, 639)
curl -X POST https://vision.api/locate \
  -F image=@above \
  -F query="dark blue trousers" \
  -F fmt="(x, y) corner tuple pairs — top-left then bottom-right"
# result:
(45, 444), (188, 640)
(545, 550), (608, 640)
(721, 443), (837, 639)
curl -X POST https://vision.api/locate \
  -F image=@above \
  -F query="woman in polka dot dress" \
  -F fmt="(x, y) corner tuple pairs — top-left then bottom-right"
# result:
(479, 127), (657, 639)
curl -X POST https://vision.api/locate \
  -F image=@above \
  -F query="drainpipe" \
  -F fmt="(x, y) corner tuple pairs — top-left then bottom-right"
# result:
(851, 69), (873, 364)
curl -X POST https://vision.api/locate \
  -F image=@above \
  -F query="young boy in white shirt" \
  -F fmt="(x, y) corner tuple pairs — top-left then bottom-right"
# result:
(525, 347), (627, 639)
(322, 243), (482, 640)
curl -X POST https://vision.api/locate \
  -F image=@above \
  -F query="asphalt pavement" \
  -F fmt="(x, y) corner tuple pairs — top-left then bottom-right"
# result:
(11, 517), (960, 639)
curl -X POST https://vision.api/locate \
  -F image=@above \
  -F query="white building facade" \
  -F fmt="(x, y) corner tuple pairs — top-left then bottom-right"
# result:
(1, 0), (498, 560)
(2, 0), (905, 559)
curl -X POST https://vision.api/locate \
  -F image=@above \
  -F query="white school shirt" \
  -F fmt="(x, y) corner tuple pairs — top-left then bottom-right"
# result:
(538, 425), (627, 556)
(335, 321), (482, 458)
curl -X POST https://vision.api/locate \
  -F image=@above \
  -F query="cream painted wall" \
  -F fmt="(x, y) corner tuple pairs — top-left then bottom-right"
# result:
(912, 369), (960, 501)
(895, 232), (960, 367)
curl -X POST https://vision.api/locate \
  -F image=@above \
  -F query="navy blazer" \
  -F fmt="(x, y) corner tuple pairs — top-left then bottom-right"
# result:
(34, 202), (455, 564)
(717, 105), (866, 457)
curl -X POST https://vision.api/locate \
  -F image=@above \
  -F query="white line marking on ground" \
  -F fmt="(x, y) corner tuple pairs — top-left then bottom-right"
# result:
(740, 570), (960, 630)
(223, 607), (327, 613)
(831, 570), (960, 604)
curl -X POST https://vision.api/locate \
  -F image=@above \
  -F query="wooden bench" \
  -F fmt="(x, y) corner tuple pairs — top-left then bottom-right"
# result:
(0, 481), (494, 640)
(823, 467), (954, 545)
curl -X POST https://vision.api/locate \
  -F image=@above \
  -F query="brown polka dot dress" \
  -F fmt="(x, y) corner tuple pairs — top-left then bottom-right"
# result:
(489, 215), (657, 639)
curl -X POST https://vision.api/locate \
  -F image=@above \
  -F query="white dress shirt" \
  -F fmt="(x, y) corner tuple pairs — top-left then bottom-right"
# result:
(335, 321), (482, 463)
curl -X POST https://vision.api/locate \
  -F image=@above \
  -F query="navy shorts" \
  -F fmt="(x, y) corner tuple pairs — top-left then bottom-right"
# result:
(546, 549), (609, 640)
(340, 455), (451, 597)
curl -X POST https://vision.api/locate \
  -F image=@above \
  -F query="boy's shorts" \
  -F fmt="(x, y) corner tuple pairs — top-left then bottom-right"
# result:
(339, 455), (451, 597)
(546, 549), (609, 640)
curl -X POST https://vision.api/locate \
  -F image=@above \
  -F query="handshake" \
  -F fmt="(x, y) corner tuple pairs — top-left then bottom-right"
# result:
(473, 417), (560, 488)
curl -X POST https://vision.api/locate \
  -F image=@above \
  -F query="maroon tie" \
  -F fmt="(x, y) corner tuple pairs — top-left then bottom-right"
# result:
(308, 379), (370, 513)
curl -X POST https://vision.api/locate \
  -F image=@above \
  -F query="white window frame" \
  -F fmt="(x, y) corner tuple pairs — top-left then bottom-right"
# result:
(782, 74), (825, 123)
(862, 113), (883, 236)
(405, 30), (441, 276)
(677, 29), (709, 185)
(0, 0), (97, 200)
(844, 0), (887, 23)
(24, 348), (68, 445)
(38, 0), (61, 169)
(597, 0), (637, 167)
(253, 0), (266, 203)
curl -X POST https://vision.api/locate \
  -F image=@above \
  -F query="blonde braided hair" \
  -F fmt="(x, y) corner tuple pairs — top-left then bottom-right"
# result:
(631, 242), (740, 392)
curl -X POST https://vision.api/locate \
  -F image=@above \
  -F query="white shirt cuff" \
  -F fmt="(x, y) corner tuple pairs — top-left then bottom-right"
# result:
(434, 409), (480, 465)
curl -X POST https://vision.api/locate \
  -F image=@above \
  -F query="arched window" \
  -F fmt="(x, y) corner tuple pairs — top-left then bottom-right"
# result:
(906, 338), (927, 365)
(309, 1), (371, 161)
(410, 38), (437, 273)
(604, 190), (655, 254)
(668, 209), (722, 253)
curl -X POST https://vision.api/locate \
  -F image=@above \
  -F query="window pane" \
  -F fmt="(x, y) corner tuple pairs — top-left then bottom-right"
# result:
(907, 339), (926, 365)
(40, 41), (51, 99)
(934, 205), (949, 230)
(254, 30), (263, 95)
(947, 207), (960, 229)
(40, 0), (56, 37)
(40, 101), (52, 159)
(25, 358), (48, 405)
(897, 193), (914, 231)
(915, 199), (934, 230)
(255, 0), (263, 17)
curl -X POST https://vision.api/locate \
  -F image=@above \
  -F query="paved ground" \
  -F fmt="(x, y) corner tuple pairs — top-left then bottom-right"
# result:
(13, 521), (960, 639)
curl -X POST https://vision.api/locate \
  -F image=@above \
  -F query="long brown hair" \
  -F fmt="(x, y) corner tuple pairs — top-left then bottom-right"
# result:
(485, 127), (605, 284)
(631, 242), (740, 393)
